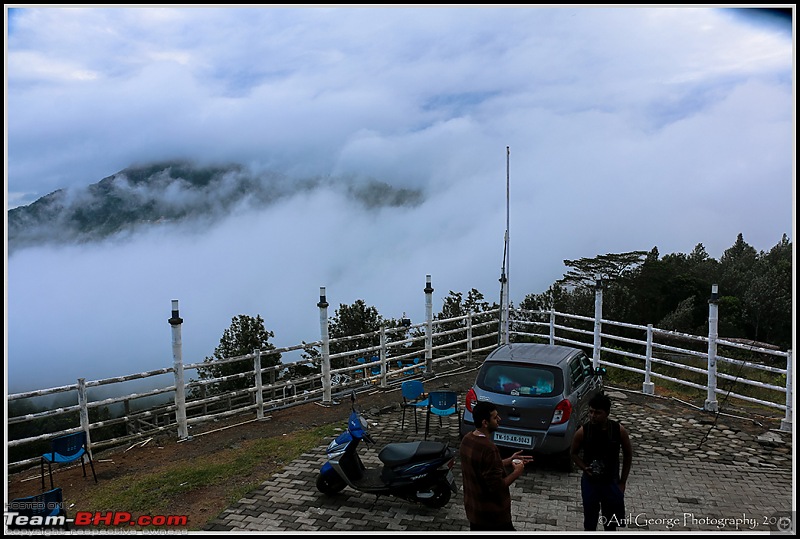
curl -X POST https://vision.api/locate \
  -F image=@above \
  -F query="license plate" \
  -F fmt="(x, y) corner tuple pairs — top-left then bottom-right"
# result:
(494, 432), (533, 446)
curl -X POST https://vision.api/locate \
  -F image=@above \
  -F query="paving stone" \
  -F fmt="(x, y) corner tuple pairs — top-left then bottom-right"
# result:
(203, 378), (793, 532)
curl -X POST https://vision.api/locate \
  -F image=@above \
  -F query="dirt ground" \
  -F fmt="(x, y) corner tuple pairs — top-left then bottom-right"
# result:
(6, 364), (785, 531)
(6, 367), (477, 530)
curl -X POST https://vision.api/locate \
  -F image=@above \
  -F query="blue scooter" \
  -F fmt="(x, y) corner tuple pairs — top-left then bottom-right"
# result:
(316, 392), (458, 508)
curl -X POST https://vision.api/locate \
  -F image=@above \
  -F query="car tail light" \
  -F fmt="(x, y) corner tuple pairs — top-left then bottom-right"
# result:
(551, 399), (572, 425)
(465, 388), (478, 412)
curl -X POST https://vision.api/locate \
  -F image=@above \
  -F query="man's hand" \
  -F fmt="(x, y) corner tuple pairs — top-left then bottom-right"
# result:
(503, 450), (534, 467)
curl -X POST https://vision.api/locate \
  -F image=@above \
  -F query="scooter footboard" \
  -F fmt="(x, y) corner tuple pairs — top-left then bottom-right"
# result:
(340, 451), (365, 481)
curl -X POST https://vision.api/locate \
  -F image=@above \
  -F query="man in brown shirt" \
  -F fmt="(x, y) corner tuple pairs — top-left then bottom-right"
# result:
(459, 401), (533, 531)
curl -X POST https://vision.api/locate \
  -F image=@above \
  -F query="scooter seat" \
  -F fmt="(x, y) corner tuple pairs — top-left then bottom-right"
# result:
(378, 441), (447, 467)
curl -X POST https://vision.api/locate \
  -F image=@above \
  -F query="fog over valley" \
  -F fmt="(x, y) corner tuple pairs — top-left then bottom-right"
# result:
(5, 7), (793, 393)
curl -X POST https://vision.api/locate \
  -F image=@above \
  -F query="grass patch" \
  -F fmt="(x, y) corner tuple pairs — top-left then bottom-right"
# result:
(78, 423), (339, 526)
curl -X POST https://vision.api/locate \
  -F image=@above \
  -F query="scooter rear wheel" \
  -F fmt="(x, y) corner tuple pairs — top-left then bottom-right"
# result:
(316, 473), (347, 495)
(420, 478), (452, 508)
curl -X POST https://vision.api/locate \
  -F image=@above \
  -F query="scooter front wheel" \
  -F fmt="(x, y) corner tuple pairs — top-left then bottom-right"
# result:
(316, 472), (346, 495)
(419, 478), (452, 508)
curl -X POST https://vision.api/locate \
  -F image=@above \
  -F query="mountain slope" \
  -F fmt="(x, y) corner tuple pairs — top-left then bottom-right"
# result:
(8, 160), (424, 254)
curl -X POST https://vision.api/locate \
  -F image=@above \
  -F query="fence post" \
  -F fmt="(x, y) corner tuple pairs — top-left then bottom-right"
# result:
(643, 324), (655, 395)
(424, 274), (434, 377)
(549, 309), (556, 345)
(254, 349), (265, 420)
(592, 276), (603, 370)
(705, 284), (719, 412)
(780, 349), (792, 431)
(77, 378), (92, 456)
(466, 312), (473, 362)
(124, 398), (132, 436)
(318, 287), (332, 405)
(379, 325), (388, 388)
(169, 300), (190, 440)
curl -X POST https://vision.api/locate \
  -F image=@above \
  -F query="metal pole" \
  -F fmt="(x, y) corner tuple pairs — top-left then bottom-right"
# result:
(499, 268), (508, 345)
(424, 274), (434, 377)
(318, 287), (332, 405)
(592, 276), (603, 370)
(497, 274), (508, 345)
(169, 300), (189, 440)
(504, 145), (511, 343)
(705, 284), (719, 412)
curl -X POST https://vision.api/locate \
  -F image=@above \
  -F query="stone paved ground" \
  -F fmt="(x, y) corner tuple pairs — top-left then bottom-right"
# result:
(205, 377), (795, 534)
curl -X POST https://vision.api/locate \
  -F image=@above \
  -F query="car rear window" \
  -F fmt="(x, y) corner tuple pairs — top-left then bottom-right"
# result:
(477, 362), (563, 397)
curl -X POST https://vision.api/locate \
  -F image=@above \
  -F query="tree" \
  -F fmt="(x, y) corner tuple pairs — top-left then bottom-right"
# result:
(196, 314), (281, 394)
(553, 251), (649, 324)
(740, 234), (792, 347)
(719, 233), (758, 299)
(436, 289), (498, 348)
(322, 300), (384, 370)
(558, 251), (648, 287)
(438, 289), (490, 322)
(519, 283), (590, 321)
(302, 299), (412, 370)
(657, 296), (697, 333)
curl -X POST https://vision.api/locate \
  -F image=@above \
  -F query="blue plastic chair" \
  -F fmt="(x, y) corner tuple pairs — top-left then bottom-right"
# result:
(41, 431), (97, 490)
(369, 356), (382, 376)
(396, 360), (413, 376)
(354, 357), (367, 378)
(424, 391), (461, 440)
(400, 380), (429, 432)
(8, 488), (67, 529)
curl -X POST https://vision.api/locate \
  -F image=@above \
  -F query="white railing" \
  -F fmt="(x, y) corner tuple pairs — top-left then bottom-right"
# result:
(7, 277), (792, 473)
(511, 282), (792, 433)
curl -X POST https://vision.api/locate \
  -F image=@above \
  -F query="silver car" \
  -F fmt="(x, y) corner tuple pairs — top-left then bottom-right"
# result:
(460, 343), (603, 470)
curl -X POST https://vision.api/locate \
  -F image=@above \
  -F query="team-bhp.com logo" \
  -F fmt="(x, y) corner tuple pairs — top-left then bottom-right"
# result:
(5, 509), (188, 530)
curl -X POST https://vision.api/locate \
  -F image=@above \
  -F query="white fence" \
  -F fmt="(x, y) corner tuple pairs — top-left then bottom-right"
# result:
(7, 278), (793, 473)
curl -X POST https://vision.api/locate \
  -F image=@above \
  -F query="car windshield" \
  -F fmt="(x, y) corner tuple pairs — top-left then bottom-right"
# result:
(477, 363), (562, 397)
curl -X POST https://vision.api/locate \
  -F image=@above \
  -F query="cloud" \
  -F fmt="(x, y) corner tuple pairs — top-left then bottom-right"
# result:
(5, 6), (794, 392)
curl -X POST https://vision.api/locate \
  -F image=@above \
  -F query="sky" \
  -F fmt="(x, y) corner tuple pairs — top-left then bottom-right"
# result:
(4, 6), (795, 393)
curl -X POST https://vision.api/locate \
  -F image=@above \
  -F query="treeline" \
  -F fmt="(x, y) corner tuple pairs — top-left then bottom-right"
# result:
(520, 233), (792, 350)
